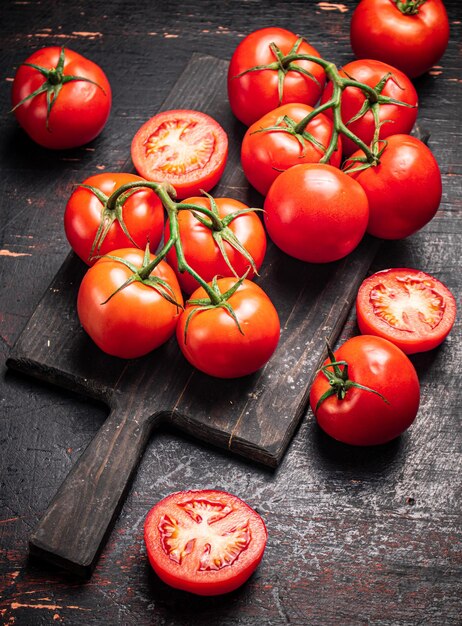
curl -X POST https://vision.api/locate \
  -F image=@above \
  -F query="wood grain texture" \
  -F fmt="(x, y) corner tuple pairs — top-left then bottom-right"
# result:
(1, 0), (461, 623)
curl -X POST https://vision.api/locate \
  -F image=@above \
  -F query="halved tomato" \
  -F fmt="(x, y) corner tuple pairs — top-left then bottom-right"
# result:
(144, 490), (267, 596)
(356, 268), (457, 354)
(131, 109), (228, 199)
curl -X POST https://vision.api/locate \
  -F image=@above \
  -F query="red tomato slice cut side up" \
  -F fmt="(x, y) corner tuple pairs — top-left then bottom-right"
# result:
(356, 268), (457, 354)
(131, 109), (228, 199)
(144, 490), (267, 596)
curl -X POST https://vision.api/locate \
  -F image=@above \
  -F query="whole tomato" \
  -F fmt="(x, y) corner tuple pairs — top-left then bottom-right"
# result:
(310, 335), (420, 446)
(77, 248), (183, 359)
(11, 47), (111, 149)
(350, 0), (450, 78)
(228, 27), (326, 127)
(176, 278), (280, 378)
(345, 134), (442, 239)
(263, 163), (369, 263)
(165, 197), (267, 294)
(64, 173), (165, 265)
(320, 59), (418, 156)
(241, 103), (342, 196)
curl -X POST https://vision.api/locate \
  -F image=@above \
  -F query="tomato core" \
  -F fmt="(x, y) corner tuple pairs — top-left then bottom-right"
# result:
(144, 120), (216, 176)
(159, 497), (252, 571)
(370, 276), (445, 333)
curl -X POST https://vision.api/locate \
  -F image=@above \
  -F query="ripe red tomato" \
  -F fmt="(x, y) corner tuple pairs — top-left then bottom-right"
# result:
(320, 59), (418, 156)
(64, 173), (164, 265)
(165, 196), (267, 295)
(345, 134), (442, 239)
(310, 335), (420, 446)
(241, 103), (342, 196)
(131, 109), (228, 199)
(177, 278), (280, 378)
(263, 163), (369, 263)
(356, 268), (457, 354)
(77, 248), (183, 359)
(144, 490), (267, 596)
(350, 0), (450, 78)
(228, 27), (326, 127)
(11, 47), (111, 149)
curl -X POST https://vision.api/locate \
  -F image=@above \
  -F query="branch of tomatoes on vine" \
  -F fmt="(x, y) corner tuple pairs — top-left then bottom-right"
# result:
(12, 17), (456, 429)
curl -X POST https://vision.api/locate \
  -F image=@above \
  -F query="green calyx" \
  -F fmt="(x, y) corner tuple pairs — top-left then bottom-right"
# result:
(251, 113), (327, 159)
(314, 342), (389, 415)
(11, 47), (105, 130)
(179, 191), (260, 279)
(99, 244), (183, 308)
(182, 272), (249, 344)
(234, 37), (320, 106)
(395, 0), (426, 15)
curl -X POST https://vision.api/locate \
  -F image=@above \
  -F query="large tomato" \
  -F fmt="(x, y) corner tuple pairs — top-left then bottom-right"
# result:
(310, 335), (420, 446)
(131, 109), (228, 199)
(77, 248), (183, 359)
(11, 47), (111, 149)
(177, 278), (280, 378)
(228, 27), (326, 127)
(320, 59), (418, 156)
(356, 268), (457, 354)
(345, 134), (442, 239)
(350, 0), (450, 78)
(144, 490), (268, 596)
(64, 173), (164, 265)
(165, 196), (267, 295)
(263, 163), (369, 263)
(241, 103), (342, 196)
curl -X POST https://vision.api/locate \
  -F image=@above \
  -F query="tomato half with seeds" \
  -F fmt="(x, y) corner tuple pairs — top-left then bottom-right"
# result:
(77, 248), (183, 359)
(165, 196), (267, 295)
(177, 278), (280, 378)
(241, 103), (342, 196)
(310, 335), (420, 446)
(64, 172), (164, 265)
(131, 109), (228, 199)
(144, 490), (268, 596)
(228, 27), (326, 127)
(320, 59), (418, 156)
(356, 268), (457, 354)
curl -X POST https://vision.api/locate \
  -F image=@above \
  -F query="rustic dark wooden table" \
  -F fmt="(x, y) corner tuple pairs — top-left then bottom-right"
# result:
(1, 1), (461, 624)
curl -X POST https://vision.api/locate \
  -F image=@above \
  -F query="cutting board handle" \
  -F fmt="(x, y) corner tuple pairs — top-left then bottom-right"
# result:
(29, 401), (157, 578)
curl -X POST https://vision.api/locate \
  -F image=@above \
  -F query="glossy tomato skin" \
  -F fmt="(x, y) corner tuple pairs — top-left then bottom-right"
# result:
(350, 0), (450, 78)
(228, 27), (326, 127)
(356, 268), (457, 354)
(310, 335), (420, 446)
(165, 197), (267, 294)
(131, 109), (228, 199)
(241, 103), (342, 196)
(77, 248), (183, 359)
(11, 47), (111, 149)
(346, 134), (442, 239)
(177, 278), (280, 378)
(144, 490), (268, 596)
(320, 59), (418, 156)
(264, 163), (369, 263)
(64, 173), (164, 265)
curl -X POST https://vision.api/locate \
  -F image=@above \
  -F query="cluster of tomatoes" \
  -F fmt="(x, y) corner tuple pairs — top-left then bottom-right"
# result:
(10, 0), (456, 597)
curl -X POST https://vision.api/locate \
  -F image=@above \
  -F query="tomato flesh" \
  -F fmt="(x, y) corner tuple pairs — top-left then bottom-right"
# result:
(356, 268), (457, 354)
(131, 109), (228, 199)
(144, 490), (267, 595)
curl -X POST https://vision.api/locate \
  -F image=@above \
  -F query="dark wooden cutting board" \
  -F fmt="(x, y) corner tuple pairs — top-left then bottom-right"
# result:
(6, 53), (381, 578)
